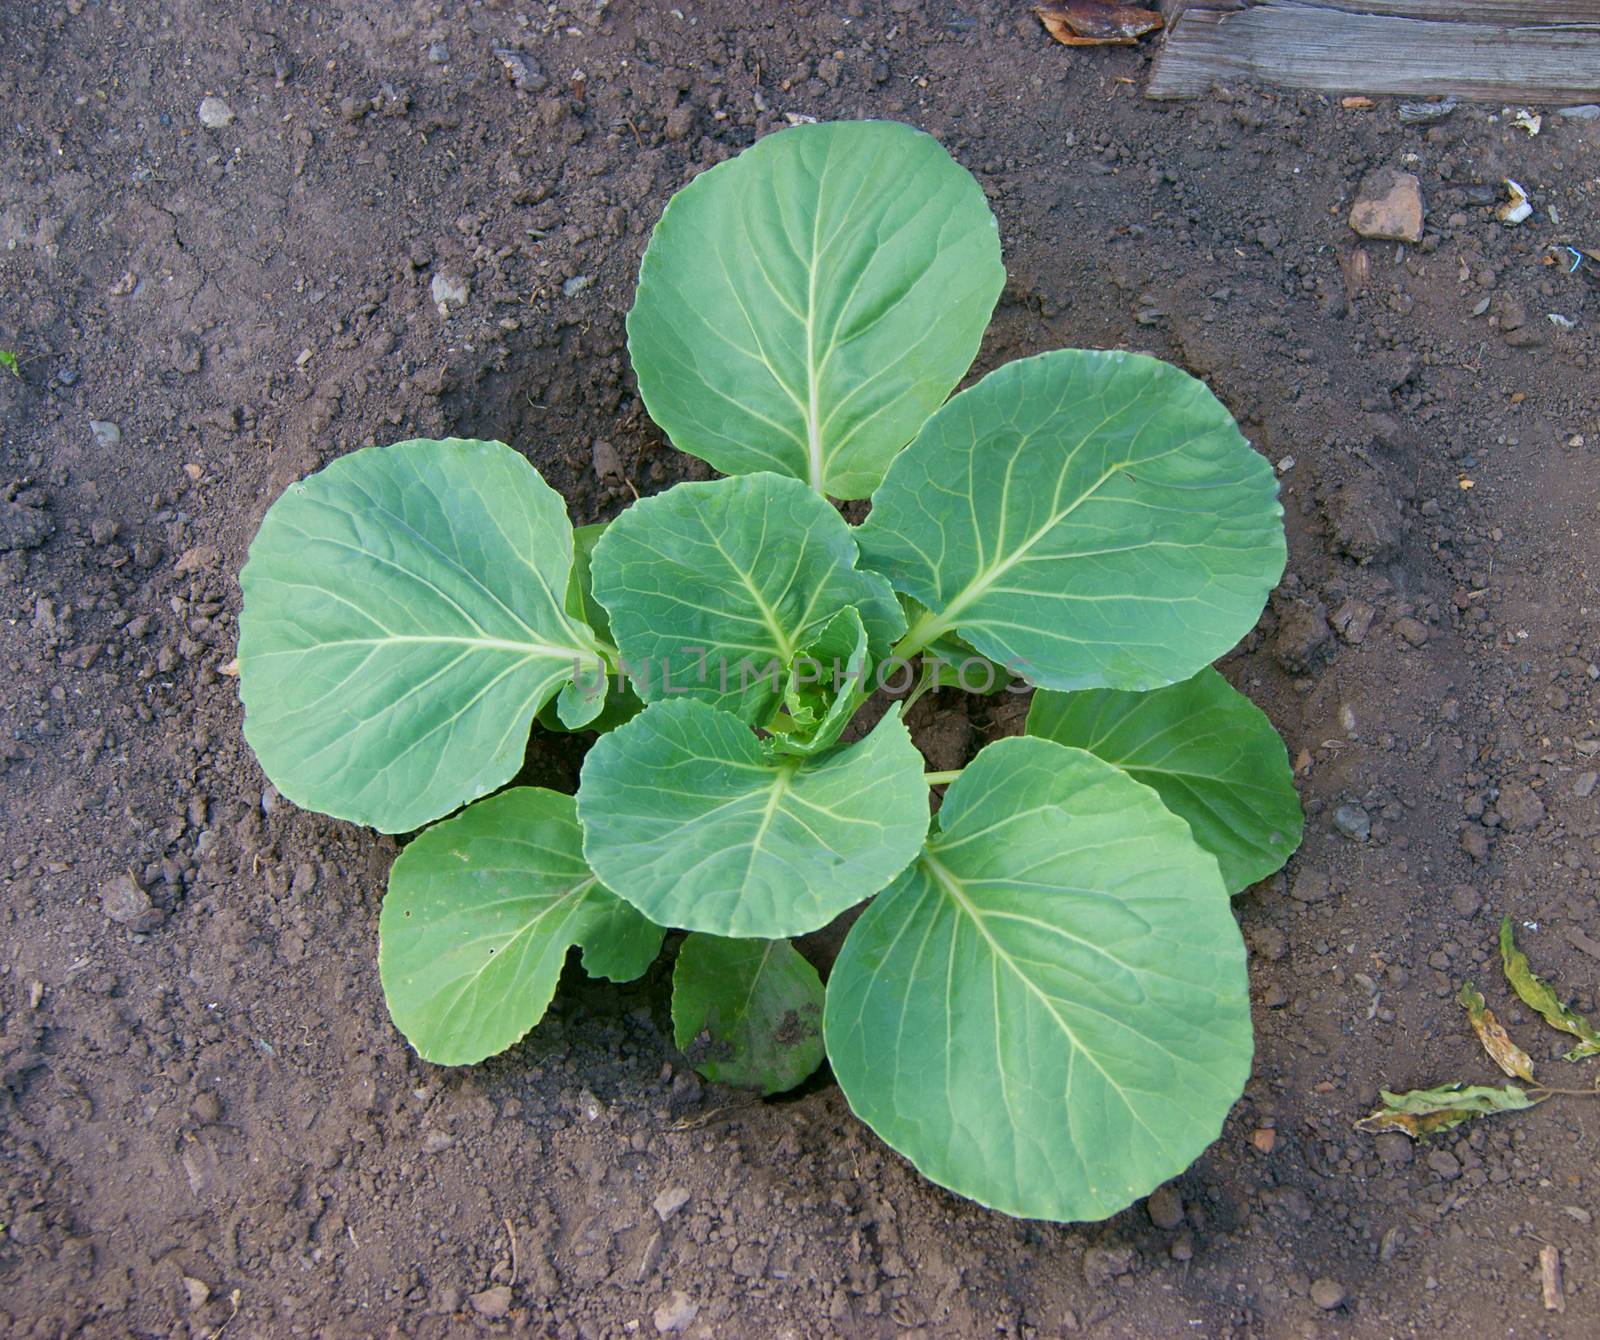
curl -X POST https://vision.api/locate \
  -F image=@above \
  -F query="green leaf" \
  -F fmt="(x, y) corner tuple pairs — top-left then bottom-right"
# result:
(578, 699), (928, 938)
(238, 439), (609, 832)
(539, 524), (643, 735)
(767, 606), (868, 758)
(824, 735), (1251, 1222)
(1500, 917), (1600, 1060)
(1355, 1082), (1541, 1138)
(671, 934), (825, 1095)
(1026, 667), (1302, 893)
(591, 472), (902, 723)
(567, 522), (614, 642)
(627, 120), (1004, 500)
(856, 350), (1286, 692)
(0, 350), (18, 377)
(378, 788), (663, 1065)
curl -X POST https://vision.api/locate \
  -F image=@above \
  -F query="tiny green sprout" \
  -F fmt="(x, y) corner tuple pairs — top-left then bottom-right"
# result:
(0, 351), (20, 377)
(236, 120), (1301, 1223)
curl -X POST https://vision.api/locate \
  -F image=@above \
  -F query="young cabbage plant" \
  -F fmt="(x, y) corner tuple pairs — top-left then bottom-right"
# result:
(236, 118), (1302, 1223)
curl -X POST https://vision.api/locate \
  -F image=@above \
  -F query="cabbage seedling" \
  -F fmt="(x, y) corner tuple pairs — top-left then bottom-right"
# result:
(237, 119), (1301, 1222)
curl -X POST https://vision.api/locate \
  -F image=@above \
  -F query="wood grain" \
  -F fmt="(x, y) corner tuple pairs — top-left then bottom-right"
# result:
(1149, 2), (1600, 101)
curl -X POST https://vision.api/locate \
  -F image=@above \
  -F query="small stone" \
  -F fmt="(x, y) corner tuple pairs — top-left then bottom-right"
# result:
(591, 438), (623, 480)
(469, 1285), (512, 1320)
(562, 274), (592, 298)
(1288, 867), (1332, 903)
(192, 1091), (223, 1125)
(1249, 926), (1288, 961)
(1349, 168), (1425, 243)
(1262, 982), (1290, 1009)
(493, 47), (547, 93)
(1271, 600), (1331, 673)
(653, 1291), (699, 1334)
(1394, 616), (1429, 647)
(422, 1131), (456, 1154)
(430, 273), (468, 309)
(1497, 781), (1545, 832)
(1574, 771), (1597, 799)
(182, 1276), (211, 1309)
(653, 1186), (691, 1221)
(426, 42), (450, 64)
(1375, 1132), (1413, 1167)
(1397, 97), (1457, 124)
(1311, 1278), (1347, 1310)
(1324, 477), (1401, 565)
(1427, 1149), (1462, 1181)
(663, 104), (695, 141)
(1251, 1127), (1277, 1153)
(197, 96), (235, 129)
(1451, 885), (1482, 918)
(174, 544), (219, 575)
(90, 420), (122, 450)
(1330, 598), (1375, 644)
(1082, 1245), (1135, 1288)
(103, 873), (164, 931)
(1146, 1184), (1184, 1230)
(1557, 104), (1600, 120)
(1333, 804), (1371, 842)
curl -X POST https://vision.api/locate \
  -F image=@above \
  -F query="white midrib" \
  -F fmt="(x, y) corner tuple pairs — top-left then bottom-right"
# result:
(804, 199), (826, 494)
(709, 535), (799, 664)
(900, 461), (1131, 656)
(436, 878), (596, 1019)
(919, 850), (1117, 1095)
(268, 632), (598, 661)
(740, 762), (799, 890)
(731, 941), (778, 1029)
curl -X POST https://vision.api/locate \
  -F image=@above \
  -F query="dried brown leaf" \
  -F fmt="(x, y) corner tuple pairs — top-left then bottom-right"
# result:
(1458, 981), (1535, 1081)
(1035, 2), (1163, 47)
(1355, 1082), (1541, 1139)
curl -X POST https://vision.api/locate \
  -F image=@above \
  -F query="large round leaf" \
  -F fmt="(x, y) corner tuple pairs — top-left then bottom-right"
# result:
(627, 120), (1004, 500)
(671, 934), (825, 1095)
(577, 699), (927, 938)
(855, 350), (1286, 692)
(591, 473), (901, 723)
(1028, 668), (1303, 893)
(825, 735), (1252, 1222)
(379, 788), (663, 1066)
(238, 439), (608, 832)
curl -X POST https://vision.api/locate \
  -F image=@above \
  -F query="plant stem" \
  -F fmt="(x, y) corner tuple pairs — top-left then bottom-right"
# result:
(889, 605), (950, 664)
(924, 770), (962, 787)
(901, 658), (938, 712)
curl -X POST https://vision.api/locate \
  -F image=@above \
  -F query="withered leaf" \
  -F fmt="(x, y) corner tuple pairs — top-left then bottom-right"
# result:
(1035, 2), (1164, 47)
(1458, 981), (1535, 1081)
(1356, 1082), (1542, 1138)
(1500, 917), (1600, 1061)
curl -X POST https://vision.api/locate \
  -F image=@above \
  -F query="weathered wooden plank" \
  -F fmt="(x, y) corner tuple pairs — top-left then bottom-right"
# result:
(1160, 1), (1600, 24)
(1312, 1), (1596, 18)
(1149, 2), (1600, 101)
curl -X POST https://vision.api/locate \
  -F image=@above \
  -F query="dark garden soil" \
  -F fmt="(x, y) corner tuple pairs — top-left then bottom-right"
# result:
(3, 2), (1599, 1336)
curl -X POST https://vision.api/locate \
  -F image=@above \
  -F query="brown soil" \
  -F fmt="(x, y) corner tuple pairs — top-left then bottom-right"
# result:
(3, 3), (1599, 1336)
